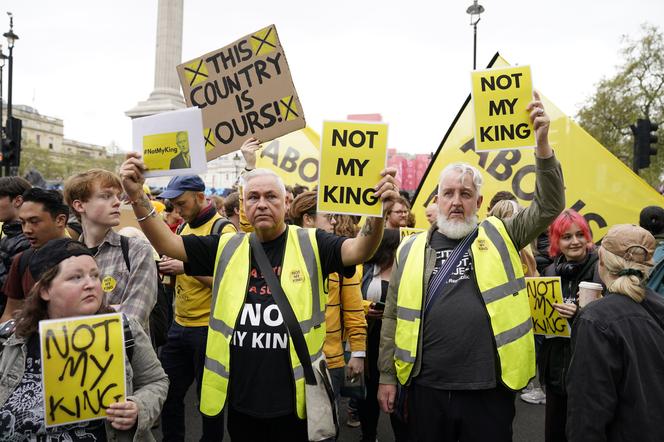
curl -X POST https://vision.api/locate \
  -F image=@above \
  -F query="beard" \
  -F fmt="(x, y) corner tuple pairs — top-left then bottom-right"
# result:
(437, 212), (479, 239)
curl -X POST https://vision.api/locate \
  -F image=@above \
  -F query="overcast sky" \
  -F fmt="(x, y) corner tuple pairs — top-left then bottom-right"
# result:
(3, 0), (664, 156)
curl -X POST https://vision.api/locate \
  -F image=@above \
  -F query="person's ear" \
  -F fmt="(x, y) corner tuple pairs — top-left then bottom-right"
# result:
(12, 195), (23, 208)
(55, 213), (68, 228)
(71, 199), (85, 217)
(476, 195), (484, 210)
(39, 286), (51, 302)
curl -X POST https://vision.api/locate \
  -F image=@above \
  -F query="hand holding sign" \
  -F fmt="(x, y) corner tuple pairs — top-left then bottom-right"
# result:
(119, 152), (148, 203)
(526, 91), (553, 158)
(241, 137), (262, 170)
(552, 301), (578, 319)
(106, 401), (138, 430)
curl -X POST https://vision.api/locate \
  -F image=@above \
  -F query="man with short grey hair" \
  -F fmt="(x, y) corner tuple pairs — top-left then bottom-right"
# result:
(378, 93), (565, 441)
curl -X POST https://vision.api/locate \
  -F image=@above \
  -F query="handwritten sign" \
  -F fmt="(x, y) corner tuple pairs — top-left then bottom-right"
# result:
(40, 313), (127, 427)
(399, 227), (425, 241)
(177, 25), (305, 160)
(471, 65), (535, 151)
(526, 277), (570, 337)
(132, 107), (207, 178)
(317, 121), (388, 217)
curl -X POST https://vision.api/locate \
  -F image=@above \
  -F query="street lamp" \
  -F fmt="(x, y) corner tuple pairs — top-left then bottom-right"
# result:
(0, 44), (7, 132)
(3, 12), (18, 122)
(466, 0), (484, 70)
(232, 152), (242, 186)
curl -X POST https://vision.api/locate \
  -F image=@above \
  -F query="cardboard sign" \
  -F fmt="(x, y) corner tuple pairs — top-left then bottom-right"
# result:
(317, 121), (388, 217)
(40, 313), (127, 427)
(471, 65), (535, 151)
(177, 25), (305, 160)
(132, 107), (207, 178)
(256, 127), (320, 186)
(410, 54), (664, 242)
(399, 227), (425, 240)
(525, 277), (570, 337)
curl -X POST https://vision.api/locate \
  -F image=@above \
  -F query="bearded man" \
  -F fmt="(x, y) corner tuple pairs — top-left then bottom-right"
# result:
(377, 93), (565, 442)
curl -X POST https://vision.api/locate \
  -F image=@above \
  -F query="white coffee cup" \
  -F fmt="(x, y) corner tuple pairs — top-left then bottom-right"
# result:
(578, 282), (603, 308)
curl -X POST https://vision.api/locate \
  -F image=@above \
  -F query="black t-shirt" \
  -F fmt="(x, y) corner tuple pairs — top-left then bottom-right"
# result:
(415, 230), (497, 390)
(0, 335), (107, 441)
(183, 228), (353, 417)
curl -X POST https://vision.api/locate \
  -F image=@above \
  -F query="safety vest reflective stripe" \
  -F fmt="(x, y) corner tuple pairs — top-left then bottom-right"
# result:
(292, 349), (324, 380)
(396, 306), (420, 321)
(494, 317), (532, 348)
(204, 355), (230, 378)
(394, 346), (417, 363)
(296, 229), (321, 317)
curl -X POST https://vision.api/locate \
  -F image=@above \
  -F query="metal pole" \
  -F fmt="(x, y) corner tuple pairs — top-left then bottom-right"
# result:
(6, 45), (12, 122)
(472, 22), (477, 70)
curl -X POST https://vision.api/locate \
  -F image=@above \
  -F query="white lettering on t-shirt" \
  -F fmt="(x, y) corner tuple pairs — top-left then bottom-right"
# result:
(263, 304), (284, 327)
(240, 303), (261, 326)
(233, 330), (247, 346)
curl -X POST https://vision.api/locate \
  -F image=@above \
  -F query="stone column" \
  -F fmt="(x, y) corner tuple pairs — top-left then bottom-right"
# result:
(126, 0), (185, 118)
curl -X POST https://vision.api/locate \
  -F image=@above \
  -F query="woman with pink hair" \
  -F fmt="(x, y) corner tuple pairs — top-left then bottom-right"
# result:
(539, 209), (604, 442)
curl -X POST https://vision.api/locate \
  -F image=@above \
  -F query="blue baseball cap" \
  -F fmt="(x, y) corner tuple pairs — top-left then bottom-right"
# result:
(157, 175), (206, 200)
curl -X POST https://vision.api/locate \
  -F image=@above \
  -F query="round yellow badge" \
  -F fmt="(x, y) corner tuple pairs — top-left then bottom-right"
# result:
(102, 276), (117, 292)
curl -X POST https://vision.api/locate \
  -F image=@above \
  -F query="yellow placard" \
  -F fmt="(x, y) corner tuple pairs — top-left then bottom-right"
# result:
(317, 121), (388, 217)
(411, 54), (664, 242)
(471, 65), (535, 151)
(525, 277), (570, 337)
(399, 227), (425, 241)
(256, 127), (320, 186)
(39, 313), (127, 427)
(143, 131), (192, 171)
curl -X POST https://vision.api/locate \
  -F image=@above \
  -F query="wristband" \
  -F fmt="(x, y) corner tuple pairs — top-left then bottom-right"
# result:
(136, 206), (157, 222)
(244, 167), (254, 172)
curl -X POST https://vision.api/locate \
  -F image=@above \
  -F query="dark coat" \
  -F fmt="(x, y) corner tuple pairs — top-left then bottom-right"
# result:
(566, 290), (664, 442)
(538, 251), (603, 394)
(169, 152), (191, 170)
(0, 221), (29, 291)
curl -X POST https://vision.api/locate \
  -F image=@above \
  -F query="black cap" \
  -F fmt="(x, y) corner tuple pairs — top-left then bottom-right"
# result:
(29, 238), (94, 281)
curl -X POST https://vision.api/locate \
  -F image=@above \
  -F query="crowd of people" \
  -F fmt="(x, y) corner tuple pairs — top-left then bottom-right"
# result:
(0, 94), (662, 442)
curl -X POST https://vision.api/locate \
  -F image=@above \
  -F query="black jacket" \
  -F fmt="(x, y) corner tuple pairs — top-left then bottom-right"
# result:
(566, 290), (664, 442)
(0, 220), (29, 290)
(539, 251), (602, 394)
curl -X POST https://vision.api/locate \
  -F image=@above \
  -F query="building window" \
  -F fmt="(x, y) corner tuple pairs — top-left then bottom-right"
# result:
(49, 143), (53, 150)
(36, 134), (41, 145)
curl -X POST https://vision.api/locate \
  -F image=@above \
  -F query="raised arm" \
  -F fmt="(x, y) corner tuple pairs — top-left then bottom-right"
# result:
(341, 167), (399, 266)
(119, 153), (188, 261)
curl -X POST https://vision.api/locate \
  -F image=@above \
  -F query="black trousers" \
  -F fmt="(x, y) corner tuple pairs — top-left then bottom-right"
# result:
(227, 407), (308, 442)
(544, 388), (567, 442)
(407, 383), (515, 442)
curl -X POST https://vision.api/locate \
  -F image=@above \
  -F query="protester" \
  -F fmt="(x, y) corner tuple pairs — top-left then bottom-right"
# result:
(566, 224), (664, 442)
(357, 229), (407, 442)
(120, 147), (398, 440)
(154, 175), (227, 441)
(424, 202), (438, 225)
(162, 199), (183, 233)
(539, 209), (603, 442)
(0, 188), (69, 323)
(289, 191), (367, 399)
(486, 190), (517, 214)
(0, 177), (31, 314)
(64, 169), (158, 332)
(489, 199), (538, 277)
(222, 191), (240, 232)
(639, 205), (664, 263)
(0, 238), (168, 440)
(384, 196), (410, 229)
(378, 94), (565, 442)
(210, 194), (225, 215)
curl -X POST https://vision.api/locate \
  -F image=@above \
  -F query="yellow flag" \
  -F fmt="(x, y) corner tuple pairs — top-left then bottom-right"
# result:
(256, 127), (320, 187)
(412, 53), (664, 241)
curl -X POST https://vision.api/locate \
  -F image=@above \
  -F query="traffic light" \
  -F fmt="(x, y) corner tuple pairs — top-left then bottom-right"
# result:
(631, 118), (659, 171)
(1, 117), (22, 172)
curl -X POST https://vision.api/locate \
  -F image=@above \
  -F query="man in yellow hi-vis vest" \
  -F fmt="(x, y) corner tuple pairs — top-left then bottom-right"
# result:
(378, 94), (565, 442)
(119, 148), (399, 441)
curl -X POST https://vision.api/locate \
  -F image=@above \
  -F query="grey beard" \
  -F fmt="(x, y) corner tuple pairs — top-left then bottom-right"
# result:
(437, 213), (479, 239)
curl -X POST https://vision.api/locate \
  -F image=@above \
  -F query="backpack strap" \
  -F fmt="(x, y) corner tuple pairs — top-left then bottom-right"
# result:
(210, 218), (230, 235)
(18, 248), (35, 278)
(122, 313), (135, 362)
(120, 235), (131, 272)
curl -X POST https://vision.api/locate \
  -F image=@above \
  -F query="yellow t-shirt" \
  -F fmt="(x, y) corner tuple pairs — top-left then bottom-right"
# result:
(174, 213), (222, 327)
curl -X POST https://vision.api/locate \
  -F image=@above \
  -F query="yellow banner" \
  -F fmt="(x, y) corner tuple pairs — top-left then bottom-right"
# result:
(399, 227), (426, 241)
(471, 65), (535, 151)
(143, 131), (191, 171)
(256, 127), (320, 187)
(526, 277), (569, 337)
(39, 313), (126, 427)
(412, 54), (664, 242)
(317, 121), (388, 217)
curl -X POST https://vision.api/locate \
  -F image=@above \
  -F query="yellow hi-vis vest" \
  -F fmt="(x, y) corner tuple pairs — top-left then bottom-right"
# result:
(393, 217), (535, 390)
(200, 225), (326, 418)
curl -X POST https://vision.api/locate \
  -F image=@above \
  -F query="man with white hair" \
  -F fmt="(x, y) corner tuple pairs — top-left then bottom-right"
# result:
(377, 93), (565, 442)
(119, 149), (398, 441)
